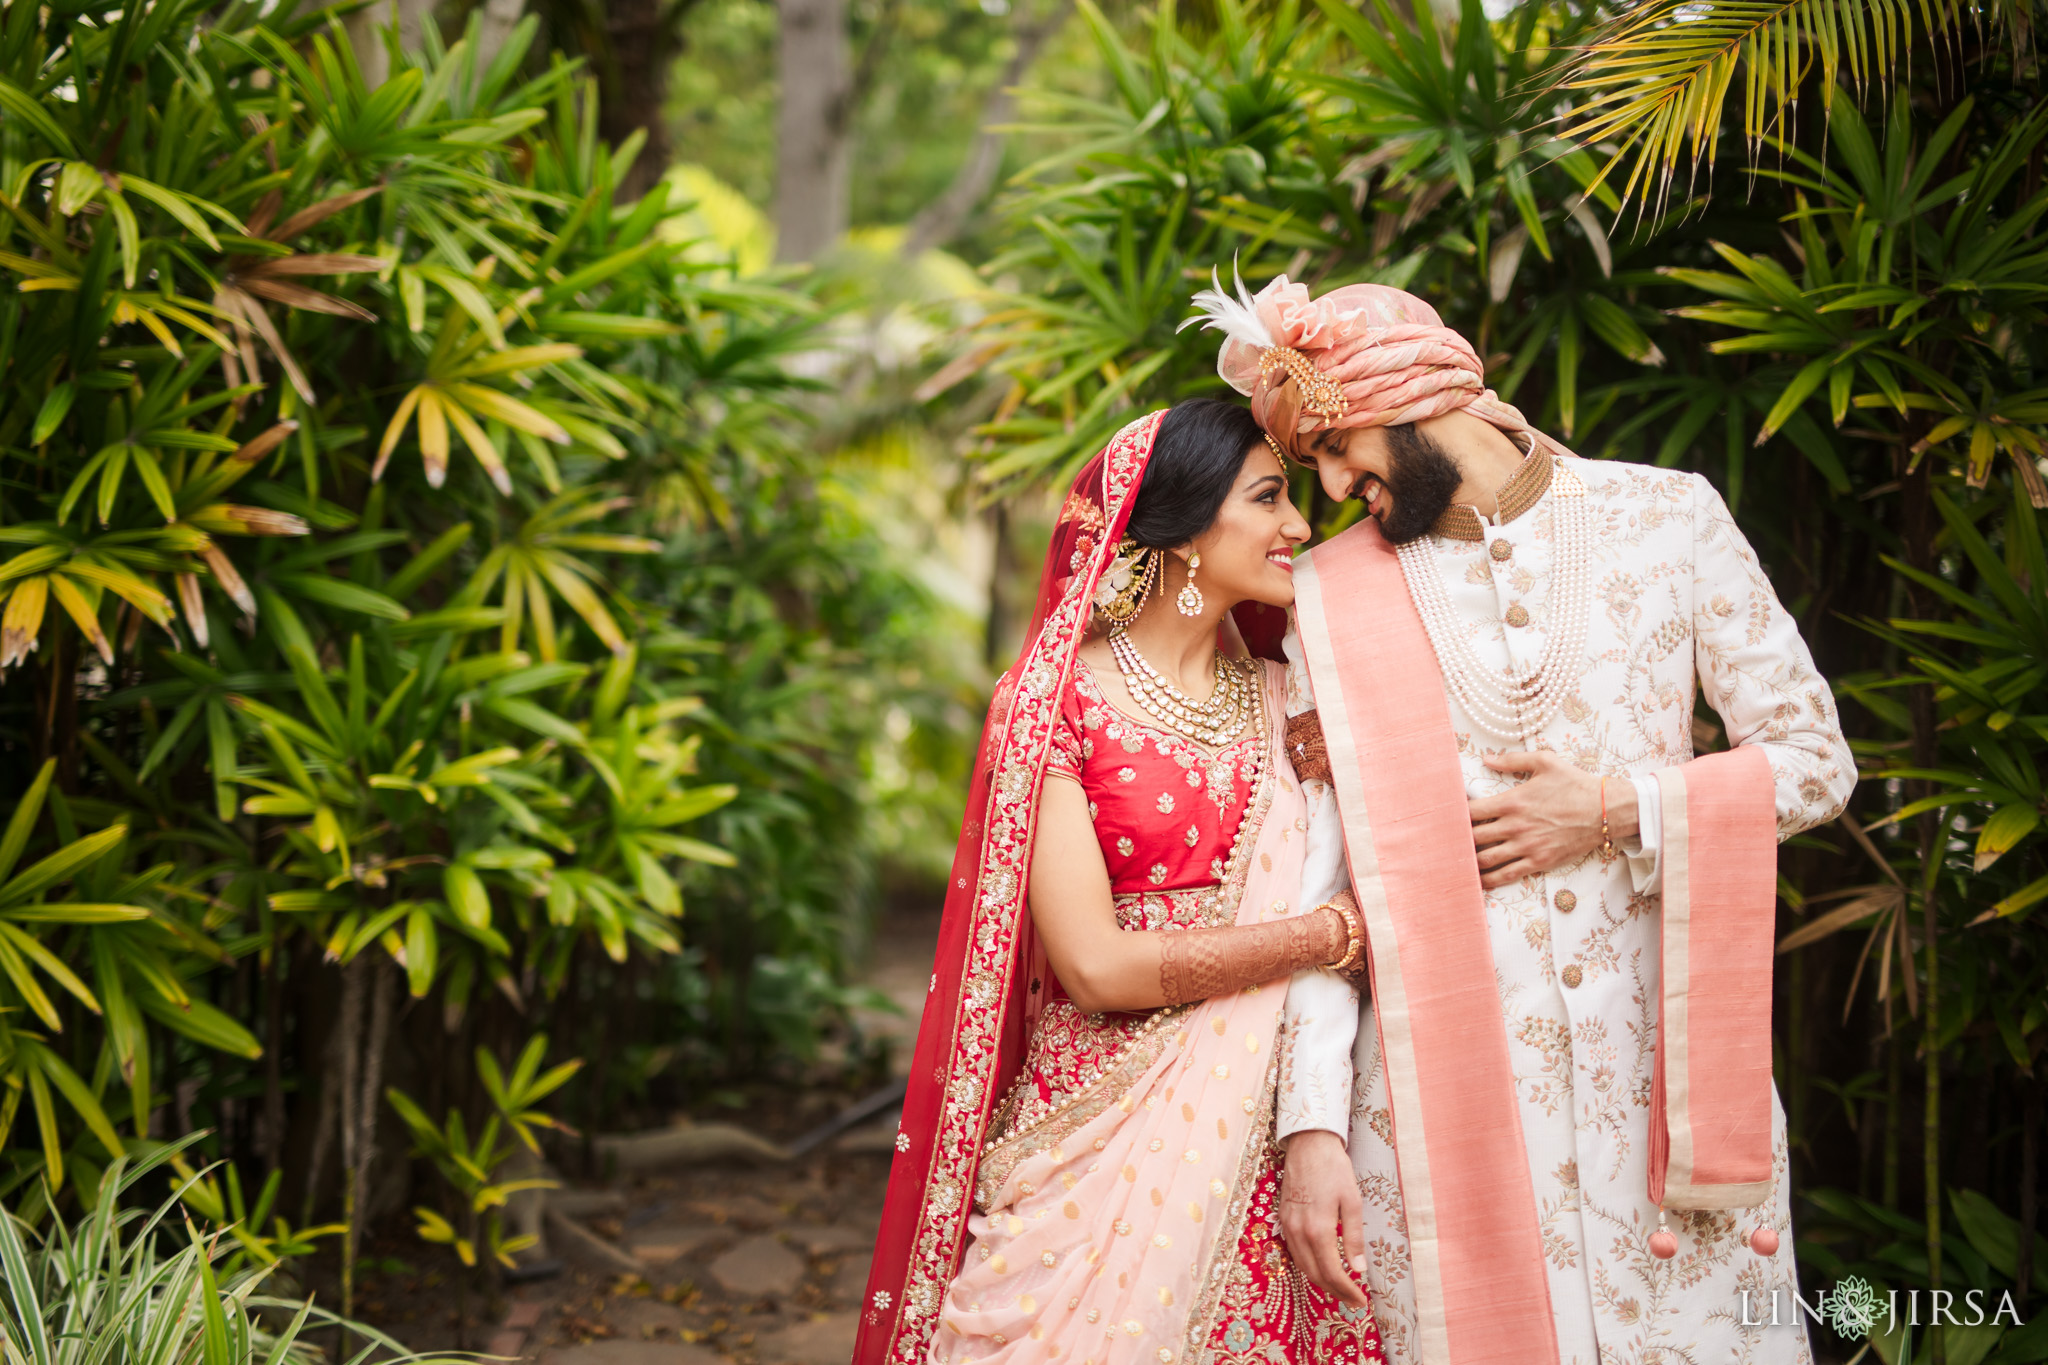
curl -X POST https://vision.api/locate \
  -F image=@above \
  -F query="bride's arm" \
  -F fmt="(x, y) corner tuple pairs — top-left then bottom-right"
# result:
(1029, 776), (1354, 1015)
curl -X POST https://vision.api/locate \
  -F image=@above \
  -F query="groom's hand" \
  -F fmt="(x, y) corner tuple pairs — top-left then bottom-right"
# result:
(1468, 750), (1639, 889)
(1278, 1129), (1368, 1308)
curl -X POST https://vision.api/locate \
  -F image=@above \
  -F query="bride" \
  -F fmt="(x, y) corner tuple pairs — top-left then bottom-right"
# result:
(855, 401), (1385, 1365)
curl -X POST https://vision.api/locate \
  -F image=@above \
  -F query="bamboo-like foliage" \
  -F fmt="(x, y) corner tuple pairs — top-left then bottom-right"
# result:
(964, 0), (1669, 492)
(0, 0), (891, 1308)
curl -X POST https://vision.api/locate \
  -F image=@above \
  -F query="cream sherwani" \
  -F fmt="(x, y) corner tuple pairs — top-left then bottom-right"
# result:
(1276, 457), (1854, 1365)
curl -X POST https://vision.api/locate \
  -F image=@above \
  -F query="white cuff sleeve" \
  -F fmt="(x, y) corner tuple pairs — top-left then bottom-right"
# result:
(1626, 772), (1663, 893)
(1278, 966), (1360, 1141)
(1281, 615), (1317, 717)
(1277, 775), (1360, 1142)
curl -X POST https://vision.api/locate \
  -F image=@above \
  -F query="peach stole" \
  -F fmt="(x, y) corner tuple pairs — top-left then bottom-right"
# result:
(1293, 519), (1783, 1363)
(1292, 521), (1556, 1365)
(1649, 746), (1777, 1209)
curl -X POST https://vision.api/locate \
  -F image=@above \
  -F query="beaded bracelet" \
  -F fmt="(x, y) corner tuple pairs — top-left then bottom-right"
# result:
(1598, 777), (1616, 858)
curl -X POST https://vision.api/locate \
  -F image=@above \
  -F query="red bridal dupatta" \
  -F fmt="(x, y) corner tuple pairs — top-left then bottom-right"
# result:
(1290, 512), (1780, 1365)
(855, 412), (1313, 1365)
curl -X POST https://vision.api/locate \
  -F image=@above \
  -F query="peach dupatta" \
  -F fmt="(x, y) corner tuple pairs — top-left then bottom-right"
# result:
(930, 664), (1310, 1365)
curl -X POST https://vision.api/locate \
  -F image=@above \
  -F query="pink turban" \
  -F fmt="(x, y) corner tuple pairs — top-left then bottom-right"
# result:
(1184, 272), (1571, 463)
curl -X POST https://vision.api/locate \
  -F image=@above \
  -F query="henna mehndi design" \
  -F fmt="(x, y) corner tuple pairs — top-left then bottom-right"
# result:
(1157, 905), (1348, 1006)
(1284, 710), (1331, 786)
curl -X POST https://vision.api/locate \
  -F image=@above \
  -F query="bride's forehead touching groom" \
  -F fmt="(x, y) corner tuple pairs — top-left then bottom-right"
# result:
(1193, 271), (1855, 1365)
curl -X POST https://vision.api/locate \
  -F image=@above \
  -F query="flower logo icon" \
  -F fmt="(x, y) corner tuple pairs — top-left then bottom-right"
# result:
(1828, 1276), (1886, 1338)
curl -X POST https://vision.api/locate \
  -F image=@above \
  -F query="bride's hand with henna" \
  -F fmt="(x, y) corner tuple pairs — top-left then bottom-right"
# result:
(1319, 890), (1367, 981)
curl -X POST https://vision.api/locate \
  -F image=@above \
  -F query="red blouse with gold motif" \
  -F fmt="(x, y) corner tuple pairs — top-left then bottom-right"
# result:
(998, 661), (1267, 1141)
(1043, 665), (1261, 904)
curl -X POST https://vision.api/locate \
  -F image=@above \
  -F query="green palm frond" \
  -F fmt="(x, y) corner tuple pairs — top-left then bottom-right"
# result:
(1559, 0), (2009, 212)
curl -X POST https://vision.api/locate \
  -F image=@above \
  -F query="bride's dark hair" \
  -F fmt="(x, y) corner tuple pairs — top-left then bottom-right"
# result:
(1126, 399), (1265, 549)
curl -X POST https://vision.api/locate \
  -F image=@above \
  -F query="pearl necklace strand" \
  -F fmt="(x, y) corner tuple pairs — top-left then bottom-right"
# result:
(1107, 626), (1254, 747)
(1397, 459), (1592, 744)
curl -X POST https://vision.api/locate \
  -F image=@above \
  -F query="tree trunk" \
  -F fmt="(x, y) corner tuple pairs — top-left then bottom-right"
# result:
(2019, 1073), (2038, 1316)
(597, 0), (676, 201)
(774, 0), (852, 262)
(982, 502), (1012, 670)
(342, 0), (431, 91)
(1884, 1005), (1901, 1209)
(472, 0), (529, 74)
(901, 1), (1072, 257)
(349, 963), (397, 1326)
(1900, 448), (1946, 1359)
(335, 957), (367, 1321)
(262, 945), (286, 1173)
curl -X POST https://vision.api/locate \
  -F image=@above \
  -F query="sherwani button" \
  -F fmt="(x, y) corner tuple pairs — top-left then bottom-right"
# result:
(1560, 963), (1584, 988)
(1489, 538), (1513, 562)
(1554, 890), (1577, 913)
(1505, 603), (1531, 628)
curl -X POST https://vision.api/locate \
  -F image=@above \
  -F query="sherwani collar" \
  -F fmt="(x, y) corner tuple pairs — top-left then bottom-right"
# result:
(1429, 435), (1549, 542)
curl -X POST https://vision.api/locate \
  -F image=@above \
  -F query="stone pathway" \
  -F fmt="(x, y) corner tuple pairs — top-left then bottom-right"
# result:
(351, 905), (941, 1365)
(479, 905), (941, 1365)
(479, 1145), (886, 1365)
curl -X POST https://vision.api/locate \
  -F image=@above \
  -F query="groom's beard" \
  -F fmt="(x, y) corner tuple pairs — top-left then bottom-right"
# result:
(1371, 423), (1465, 544)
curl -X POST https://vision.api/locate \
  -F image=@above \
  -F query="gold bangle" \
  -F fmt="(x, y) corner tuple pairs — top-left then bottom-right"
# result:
(1320, 895), (1366, 975)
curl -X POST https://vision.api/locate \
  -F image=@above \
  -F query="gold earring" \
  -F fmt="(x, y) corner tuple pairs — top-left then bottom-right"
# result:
(1176, 551), (1204, 617)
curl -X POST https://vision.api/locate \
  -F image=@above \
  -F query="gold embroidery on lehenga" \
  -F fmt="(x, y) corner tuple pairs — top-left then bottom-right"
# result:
(976, 1004), (1186, 1211)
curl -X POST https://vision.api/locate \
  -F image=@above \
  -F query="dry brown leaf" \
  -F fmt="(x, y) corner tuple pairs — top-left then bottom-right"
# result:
(1777, 885), (1903, 954)
(239, 277), (376, 321)
(243, 252), (385, 277)
(268, 185), (382, 242)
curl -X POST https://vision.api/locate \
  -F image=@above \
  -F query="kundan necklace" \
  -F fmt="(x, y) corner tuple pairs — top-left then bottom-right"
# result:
(1396, 456), (1592, 744)
(1107, 625), (1254, 747)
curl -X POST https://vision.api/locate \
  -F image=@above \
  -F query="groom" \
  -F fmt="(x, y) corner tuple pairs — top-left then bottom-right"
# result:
(1190, 276), (1854, 1365)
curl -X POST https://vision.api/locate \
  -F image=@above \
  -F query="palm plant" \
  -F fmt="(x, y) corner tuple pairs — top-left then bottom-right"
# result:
(1559, 0), (2037, 212)
(1659, 95), (2048, 503)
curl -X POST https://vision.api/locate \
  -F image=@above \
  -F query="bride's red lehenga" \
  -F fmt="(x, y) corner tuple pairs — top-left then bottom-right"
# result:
(854, 412), (1382, 1365)
(994, 666), (1385, 1365)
